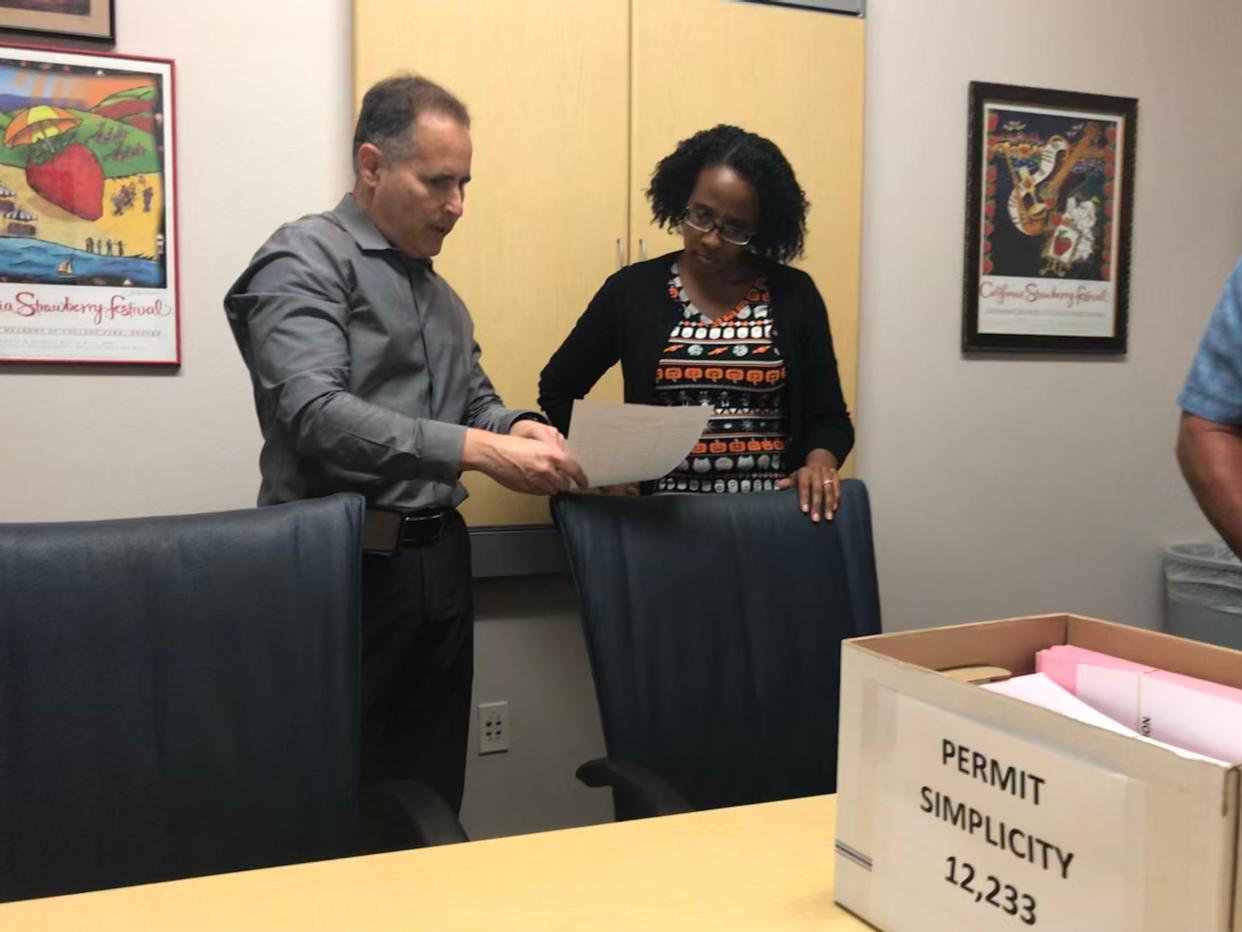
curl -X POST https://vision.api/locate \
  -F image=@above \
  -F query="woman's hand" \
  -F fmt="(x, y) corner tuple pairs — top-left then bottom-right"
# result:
(777, 449), (839, 523)
(598, 483), (640, 496)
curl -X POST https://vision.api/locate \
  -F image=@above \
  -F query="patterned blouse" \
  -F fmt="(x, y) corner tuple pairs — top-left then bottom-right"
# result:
(653, 262), (789, 494)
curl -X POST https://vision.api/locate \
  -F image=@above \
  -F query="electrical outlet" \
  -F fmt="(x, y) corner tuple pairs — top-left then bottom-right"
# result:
(477, 701), (509, 755)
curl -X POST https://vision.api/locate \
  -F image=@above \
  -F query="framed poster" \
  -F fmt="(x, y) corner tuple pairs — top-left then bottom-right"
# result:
(0, 44), (177, 365)
(962, 81), (1137, 354)
(0, 1), (114, 45)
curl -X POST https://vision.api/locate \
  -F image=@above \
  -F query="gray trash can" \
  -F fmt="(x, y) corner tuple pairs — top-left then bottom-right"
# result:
(1164, 541), (1242, 650)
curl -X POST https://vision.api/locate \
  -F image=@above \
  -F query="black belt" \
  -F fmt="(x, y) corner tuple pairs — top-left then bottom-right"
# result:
(362, 506), (453, 555)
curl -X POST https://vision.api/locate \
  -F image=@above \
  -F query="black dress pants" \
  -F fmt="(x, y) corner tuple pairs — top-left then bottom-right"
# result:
(357, 509), (473, 843)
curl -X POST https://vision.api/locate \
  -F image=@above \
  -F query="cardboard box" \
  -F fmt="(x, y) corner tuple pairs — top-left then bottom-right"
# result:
(834, 614), (1242, 932)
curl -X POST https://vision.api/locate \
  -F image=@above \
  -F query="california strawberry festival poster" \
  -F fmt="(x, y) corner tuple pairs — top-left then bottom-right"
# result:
(0, 46), (178, 365)
(962, 82), (1137, 355)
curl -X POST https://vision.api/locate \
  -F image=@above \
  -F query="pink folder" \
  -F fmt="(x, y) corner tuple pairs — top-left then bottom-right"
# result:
(1034, 644), (1242, 762)
(1035, 644), (1154, 693)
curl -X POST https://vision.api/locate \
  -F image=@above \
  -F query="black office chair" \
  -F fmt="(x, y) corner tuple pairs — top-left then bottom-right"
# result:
(0, 494), (463, 903)
(552, 482), (880, 820)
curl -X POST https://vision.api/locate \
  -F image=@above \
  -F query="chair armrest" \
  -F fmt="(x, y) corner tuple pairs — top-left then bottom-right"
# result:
(576, 757), (695, 821)
(360, 779), (469, 851)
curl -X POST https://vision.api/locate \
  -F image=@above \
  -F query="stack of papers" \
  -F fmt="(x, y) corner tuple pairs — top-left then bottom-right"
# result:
(983, 673), (1228, 765)
(977, 644), (1242, 765)
(1036, 645), (1154, 730)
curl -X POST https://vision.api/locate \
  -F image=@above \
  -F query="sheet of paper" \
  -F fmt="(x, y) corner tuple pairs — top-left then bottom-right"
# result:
(1141, 675), (1242, 764)
(566, 400), (710, 488)
(984, 673), (1141, 737)
(1076, 665), (1144, 732)
(985, 673), (1227, 765)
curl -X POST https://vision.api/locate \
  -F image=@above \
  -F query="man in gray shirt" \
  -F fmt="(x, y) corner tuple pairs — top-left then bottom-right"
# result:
(225, 75), (585, 843)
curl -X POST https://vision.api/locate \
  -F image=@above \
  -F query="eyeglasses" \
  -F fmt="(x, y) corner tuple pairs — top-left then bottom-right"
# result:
(681, 204), (754, 247)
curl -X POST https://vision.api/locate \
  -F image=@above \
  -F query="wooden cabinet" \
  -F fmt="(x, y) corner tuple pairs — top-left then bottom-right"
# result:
(353, 0), (863, 528)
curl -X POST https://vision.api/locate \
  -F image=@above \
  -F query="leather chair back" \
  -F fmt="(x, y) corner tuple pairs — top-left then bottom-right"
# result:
(553, 483), (880, 812)
(0, 494), (365, 901)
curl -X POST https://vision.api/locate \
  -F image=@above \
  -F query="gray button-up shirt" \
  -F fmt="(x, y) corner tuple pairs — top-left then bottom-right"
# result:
(225, 195), (533, 510)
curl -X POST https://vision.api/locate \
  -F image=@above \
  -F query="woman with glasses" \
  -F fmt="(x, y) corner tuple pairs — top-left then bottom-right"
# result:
(538, 125), (853, 522)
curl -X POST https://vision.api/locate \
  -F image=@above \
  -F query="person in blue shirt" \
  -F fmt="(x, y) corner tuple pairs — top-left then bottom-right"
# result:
(1178, 258), (1242, 556)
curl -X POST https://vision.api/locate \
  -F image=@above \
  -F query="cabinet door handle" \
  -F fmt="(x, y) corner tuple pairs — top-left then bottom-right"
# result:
(616, 237), (625, 269)
(638, 238), (648, 261)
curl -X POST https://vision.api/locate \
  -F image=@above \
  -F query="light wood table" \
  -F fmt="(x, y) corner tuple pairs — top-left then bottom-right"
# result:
(0, 794), (872, 930)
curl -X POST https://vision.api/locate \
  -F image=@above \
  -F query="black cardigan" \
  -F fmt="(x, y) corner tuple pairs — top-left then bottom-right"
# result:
(539, 252), (854, 471)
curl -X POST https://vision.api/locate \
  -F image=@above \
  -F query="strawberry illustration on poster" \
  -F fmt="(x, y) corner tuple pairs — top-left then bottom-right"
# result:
(0, 45), (178, 365)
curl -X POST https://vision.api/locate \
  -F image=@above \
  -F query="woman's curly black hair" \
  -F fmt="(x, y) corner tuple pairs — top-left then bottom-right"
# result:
(646, 125), (809, 264)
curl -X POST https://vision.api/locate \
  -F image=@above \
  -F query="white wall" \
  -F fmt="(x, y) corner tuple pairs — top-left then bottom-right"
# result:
(855, 0), (1242, 632)
(462, 578), (611, 839)
(3, 0), (1240, 837)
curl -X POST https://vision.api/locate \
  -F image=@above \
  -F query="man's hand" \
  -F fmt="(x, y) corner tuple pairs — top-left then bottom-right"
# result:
(462, 427), (588, 495)
(509, 417), (567, 450)
(777, 448), (840, 523)
(1177, 412), (1242, 556)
